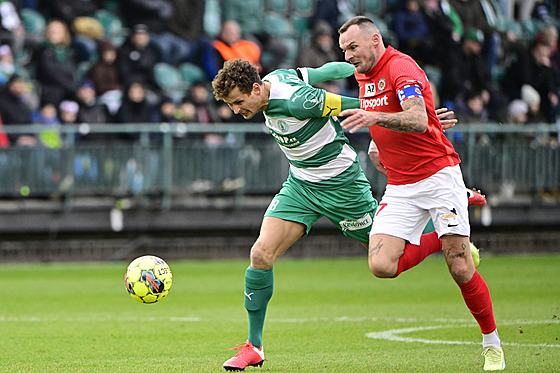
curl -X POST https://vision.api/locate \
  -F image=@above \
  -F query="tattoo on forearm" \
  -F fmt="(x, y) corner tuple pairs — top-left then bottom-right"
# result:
(369, 240), (383, 259)
(445, 243), (467, 260)
(377, 97), (426, 133)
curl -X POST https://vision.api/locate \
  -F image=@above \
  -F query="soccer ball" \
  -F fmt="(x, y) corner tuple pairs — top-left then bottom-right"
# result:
(124, 255), (173, 303)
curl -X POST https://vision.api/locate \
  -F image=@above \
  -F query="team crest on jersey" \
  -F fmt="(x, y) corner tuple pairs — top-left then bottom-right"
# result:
(277, 119), (288, 132)
(364, 83), (376, 97)
(378, 78), (386, 92)
(266, 117), (289, 133)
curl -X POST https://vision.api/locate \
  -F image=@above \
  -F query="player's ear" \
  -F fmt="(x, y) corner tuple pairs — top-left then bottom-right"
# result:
(371, 33), (379, 46)
(252, 82), (261, 95)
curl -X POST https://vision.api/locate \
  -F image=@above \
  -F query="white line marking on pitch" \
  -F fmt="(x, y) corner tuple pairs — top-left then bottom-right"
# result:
(366, 322), (560, 348)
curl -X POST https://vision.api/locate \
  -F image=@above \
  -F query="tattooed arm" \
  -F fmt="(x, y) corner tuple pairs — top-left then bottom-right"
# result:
(339, 96), (428, 133)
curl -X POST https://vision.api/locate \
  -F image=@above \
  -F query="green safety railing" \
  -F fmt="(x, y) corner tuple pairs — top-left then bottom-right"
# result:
(1, 122), (558, 208)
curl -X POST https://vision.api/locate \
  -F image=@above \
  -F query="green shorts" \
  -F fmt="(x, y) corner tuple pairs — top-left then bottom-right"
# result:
(264, 173), (378, 244)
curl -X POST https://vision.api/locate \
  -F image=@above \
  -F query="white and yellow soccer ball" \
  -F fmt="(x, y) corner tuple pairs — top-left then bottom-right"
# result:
(124, 255), (173, 303)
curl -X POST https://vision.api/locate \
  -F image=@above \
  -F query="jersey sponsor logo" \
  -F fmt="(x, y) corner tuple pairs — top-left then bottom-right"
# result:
(439, 208), (459, 227)
(339, 213), (373, 231)
(363, 83), (376, 97)
(360, 95), (389, 111)
(270, 130), (301, 148)
(378, 78), (386, 92)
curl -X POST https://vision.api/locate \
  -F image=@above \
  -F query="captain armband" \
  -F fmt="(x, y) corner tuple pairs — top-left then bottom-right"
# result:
(322, 92), (343, 117)
(397, 85), (423, 105)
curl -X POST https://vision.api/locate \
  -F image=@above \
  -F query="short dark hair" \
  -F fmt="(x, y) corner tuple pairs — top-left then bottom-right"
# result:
(338, 16), (378, 35)
(212, 59), (262, 101)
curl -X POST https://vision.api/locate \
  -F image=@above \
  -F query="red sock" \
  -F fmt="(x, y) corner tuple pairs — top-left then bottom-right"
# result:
(458, 270), (497, 334)
(393, 231), (442, 277)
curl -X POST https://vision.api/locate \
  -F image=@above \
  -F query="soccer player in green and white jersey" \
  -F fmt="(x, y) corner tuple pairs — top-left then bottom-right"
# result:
(212, 59), (482, 371)
(213, 59), (377, 371)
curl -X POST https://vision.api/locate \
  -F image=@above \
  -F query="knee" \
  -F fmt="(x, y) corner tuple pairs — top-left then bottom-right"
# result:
(250, 241), (276, 269)
(369, 258), (397, 278)
(447, 261), (474, 283)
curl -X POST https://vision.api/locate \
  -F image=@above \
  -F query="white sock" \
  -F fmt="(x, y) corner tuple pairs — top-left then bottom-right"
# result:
(482, 329), (501, 348)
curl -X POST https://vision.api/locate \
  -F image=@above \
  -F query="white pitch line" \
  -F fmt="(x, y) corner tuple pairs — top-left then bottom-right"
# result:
(365, 323), (560, 348)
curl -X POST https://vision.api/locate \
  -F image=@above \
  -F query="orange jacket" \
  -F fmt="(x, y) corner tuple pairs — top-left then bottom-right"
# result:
(213, 39), (262, 71)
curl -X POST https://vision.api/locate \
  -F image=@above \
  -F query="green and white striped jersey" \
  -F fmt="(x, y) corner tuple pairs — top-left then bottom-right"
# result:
(263, 67), (361, 188)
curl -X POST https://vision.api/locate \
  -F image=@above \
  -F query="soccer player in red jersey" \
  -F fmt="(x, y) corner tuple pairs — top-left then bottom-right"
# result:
(338, 16), (504, 371)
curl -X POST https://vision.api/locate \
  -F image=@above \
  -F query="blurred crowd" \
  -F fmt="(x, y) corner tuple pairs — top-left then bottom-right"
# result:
(0, 0), (559, 149)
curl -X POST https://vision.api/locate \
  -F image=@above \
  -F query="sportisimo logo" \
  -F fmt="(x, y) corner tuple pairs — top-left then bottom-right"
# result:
(360, 95), (389, 111)
(339, 213), (372, 231)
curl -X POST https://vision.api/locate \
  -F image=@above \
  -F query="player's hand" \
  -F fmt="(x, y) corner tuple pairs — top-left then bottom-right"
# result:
(436, 107), (457, 131)
(339, 109), (376, 133)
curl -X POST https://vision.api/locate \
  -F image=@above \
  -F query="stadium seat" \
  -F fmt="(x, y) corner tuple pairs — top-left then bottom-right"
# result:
(293, 0), (315, 17)
(155, 63), (182, 87)
(281, 37), (299, 67)
(521, 19), (543, 40)
(491, 65), (506, 85)
(363, 0), (385, 14)
(343, 0), (360, 13)
(499, 18), (522, 36)
(154, 62), (186, 101)
(220, 0), (265, 35)
(423, 65), (442, 92)
(20, 8), (46, 37)
(266, 0), (290, 14)
(94, 9), (126, 46)
(291, 14), (309, 33)
(102, 0), (120, 11)
(263, 12), (295, 37)
(204, 0), (222, 37)
(179, 62), (206, 88)
(76, 61), (93, 82)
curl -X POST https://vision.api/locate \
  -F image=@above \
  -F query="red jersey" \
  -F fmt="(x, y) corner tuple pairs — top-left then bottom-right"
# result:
(355, 46), (460, 185)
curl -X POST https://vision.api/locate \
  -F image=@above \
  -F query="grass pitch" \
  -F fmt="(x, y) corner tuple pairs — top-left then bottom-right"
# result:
(2, 253), (559, 372)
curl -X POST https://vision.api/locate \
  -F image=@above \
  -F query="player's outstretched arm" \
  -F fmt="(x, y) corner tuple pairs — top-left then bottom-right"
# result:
(304, 62), (355, 86)
(287, 85), (359, 118)
(339, 97), (428, 133)
(320, 91), (360, 117)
